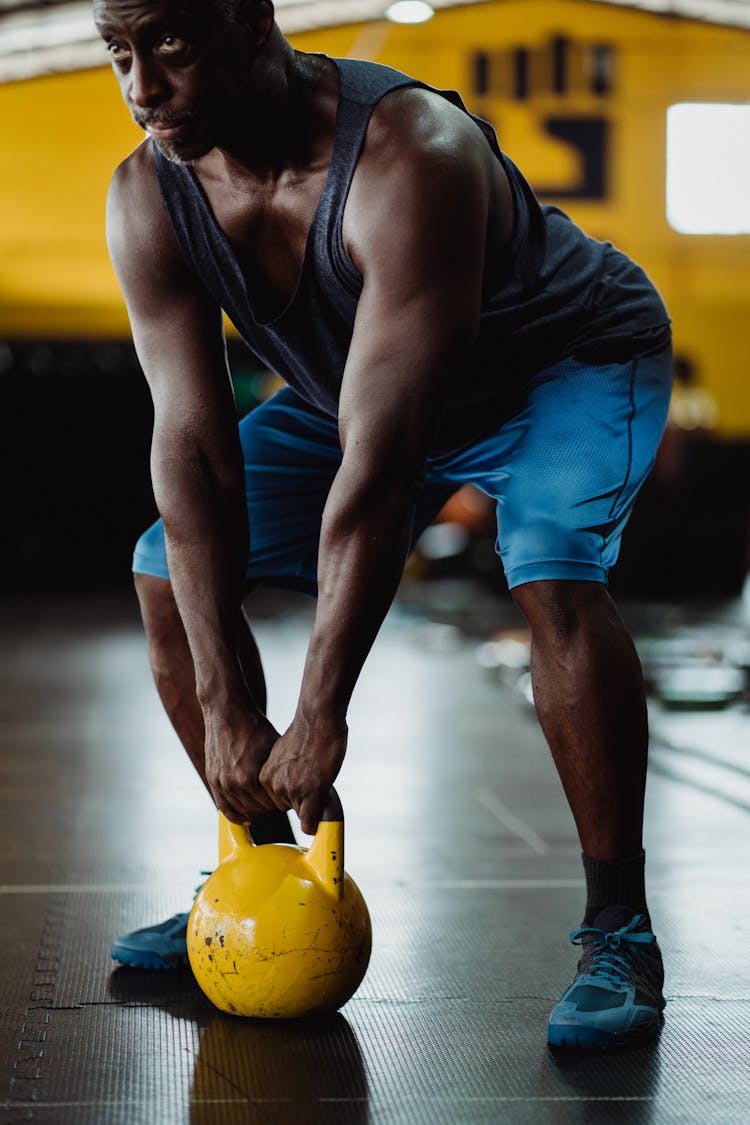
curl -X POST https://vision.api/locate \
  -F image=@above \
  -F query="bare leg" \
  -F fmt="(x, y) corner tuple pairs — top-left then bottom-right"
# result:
(134, 572), (293, 841)
(511, 579), (648, 860)
(513, 579), (665, 1048)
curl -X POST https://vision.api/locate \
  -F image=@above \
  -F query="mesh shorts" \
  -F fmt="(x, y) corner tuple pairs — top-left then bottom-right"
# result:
(133, 344), (673, 593)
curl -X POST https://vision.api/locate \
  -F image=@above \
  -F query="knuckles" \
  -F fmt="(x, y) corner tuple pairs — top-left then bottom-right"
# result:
(207, 768), (262, 793)
(205, 734), (336, 823)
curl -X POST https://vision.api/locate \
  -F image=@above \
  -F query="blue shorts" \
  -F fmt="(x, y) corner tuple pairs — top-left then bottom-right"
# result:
(133, 345), (673, 593)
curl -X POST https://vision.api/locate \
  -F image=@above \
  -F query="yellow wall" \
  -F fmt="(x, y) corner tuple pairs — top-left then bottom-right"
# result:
(2, 0), (749, 431)
(0, 65), (142, 336)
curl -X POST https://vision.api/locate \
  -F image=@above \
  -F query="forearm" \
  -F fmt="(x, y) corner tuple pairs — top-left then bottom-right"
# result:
(298, 464), (417, 721)
(152, 423), (250, 705)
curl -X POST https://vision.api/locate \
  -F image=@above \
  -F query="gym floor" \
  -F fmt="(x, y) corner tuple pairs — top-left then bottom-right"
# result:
(1, 583), (748, 1124)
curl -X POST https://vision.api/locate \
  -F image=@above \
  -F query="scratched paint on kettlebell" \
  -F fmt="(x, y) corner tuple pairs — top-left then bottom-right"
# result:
(186, 811), (372, 1017)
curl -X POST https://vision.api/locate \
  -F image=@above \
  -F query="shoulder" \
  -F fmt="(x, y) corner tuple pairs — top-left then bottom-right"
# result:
(106, 140), (188, 284)
(347, 85), (494, 232)
(345, 86), (492, 256)
(107, 140), (160, 223)
(344, 86), (499, 281)
(362, 85), (491, 173)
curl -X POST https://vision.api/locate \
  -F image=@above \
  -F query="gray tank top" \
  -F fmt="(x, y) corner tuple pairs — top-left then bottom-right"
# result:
(153, 57), (670, 453)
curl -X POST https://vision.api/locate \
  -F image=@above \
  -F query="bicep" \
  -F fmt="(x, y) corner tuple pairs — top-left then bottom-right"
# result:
(106, 164), (234, 433)
(339, 131), (490, 467)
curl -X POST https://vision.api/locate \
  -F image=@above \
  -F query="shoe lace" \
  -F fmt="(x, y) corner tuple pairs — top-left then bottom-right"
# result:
(570, 914), (659, 986)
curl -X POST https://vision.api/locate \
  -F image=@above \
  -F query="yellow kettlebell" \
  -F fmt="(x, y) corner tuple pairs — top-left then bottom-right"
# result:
(187, 789), (372, 1019)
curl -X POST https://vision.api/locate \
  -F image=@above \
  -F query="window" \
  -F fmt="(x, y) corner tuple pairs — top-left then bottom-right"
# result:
(666, 103), (750, 234)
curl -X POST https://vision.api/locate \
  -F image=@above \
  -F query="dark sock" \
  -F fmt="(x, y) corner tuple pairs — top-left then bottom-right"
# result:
(582, 849), (650, 927)
(248, 810), (296, 845)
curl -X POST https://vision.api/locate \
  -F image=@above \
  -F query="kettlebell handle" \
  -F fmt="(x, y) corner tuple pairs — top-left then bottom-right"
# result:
(305, 787), (345, 898)
(218, 789), (346, 899)
(318, 786), (344, 825)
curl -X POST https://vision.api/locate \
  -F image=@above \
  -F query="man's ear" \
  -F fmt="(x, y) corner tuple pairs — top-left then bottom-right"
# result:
(239, 0), (275, 47)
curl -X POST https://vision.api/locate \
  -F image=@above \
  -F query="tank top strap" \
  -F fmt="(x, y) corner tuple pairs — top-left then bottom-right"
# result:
(313, 57), (426, 296)
(151, 143), (250, 324)
(333, 56), (423, 104)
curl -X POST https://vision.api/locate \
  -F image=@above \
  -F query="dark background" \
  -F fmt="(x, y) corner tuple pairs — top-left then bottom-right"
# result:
(3, 337), (749, 598)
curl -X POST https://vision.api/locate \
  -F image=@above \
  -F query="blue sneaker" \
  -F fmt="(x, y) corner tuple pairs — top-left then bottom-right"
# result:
(110, 911), (190, 970)
(547, 906), (665, 1050)
(111, 875), (210, 970)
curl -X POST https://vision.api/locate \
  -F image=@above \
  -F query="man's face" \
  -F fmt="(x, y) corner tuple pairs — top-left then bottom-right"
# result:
(94, 0), (253, 163)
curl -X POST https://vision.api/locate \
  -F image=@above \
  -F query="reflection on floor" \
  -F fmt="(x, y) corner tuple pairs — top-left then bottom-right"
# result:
(0, 584), (748, 1124)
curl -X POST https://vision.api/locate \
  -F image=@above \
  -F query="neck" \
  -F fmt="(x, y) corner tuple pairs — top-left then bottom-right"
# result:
(210, 38), (335, 180)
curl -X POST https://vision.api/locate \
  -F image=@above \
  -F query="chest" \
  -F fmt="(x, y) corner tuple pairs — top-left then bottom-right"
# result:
(196, 163), (332, 323)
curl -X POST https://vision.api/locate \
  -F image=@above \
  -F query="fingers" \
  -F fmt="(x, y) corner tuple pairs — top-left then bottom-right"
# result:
(213, 783), (322, 835)
(207, 776), (277, 825)
(261, 767), (327, 834)
(298, 792), (327, 837)
(211, 791), (250, 826)
(258, 760), (281, 806)
(202, 709), (284, 824)
(258, 760), (303, 818)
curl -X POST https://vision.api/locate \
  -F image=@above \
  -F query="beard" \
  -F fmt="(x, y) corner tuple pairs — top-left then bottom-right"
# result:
(150, 130), (213, 166)
(133, 107), (214, 165)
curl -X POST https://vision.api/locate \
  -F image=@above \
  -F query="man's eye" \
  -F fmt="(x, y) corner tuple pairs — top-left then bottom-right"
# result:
(158, 35), (188, 54)
(108, 42), (130, 61)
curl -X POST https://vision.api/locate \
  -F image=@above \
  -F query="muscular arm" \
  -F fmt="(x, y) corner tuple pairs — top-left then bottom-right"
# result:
(261, 95), (496, 829)
(107, 146), (275, 818)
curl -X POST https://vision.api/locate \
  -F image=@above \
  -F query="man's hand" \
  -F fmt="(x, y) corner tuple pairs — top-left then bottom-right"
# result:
(260, 714), (348, 835)
(203, 701), (281, 825)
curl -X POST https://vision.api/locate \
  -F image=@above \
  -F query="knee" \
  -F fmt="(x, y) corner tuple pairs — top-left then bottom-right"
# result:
(134, 569), (174, 610)
(134, 573), (184, 665)
(511, 579), (611, 646)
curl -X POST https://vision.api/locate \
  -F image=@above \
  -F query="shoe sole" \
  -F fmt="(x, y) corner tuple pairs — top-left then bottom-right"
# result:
(548, 1015), (663, 1051)
(110, 948), (189, 971)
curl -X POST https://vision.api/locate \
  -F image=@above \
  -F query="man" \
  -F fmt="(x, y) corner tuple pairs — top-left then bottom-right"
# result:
(96, 0), (672, 1049)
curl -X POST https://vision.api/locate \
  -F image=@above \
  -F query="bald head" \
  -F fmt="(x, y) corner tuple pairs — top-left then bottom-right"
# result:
(194, 0), (273, 24)
(94, 0), (273, 31)
(205, 0), (245, 16)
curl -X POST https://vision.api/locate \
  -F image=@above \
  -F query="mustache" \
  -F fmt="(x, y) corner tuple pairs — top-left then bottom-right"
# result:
(132, 107), (197, 130)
